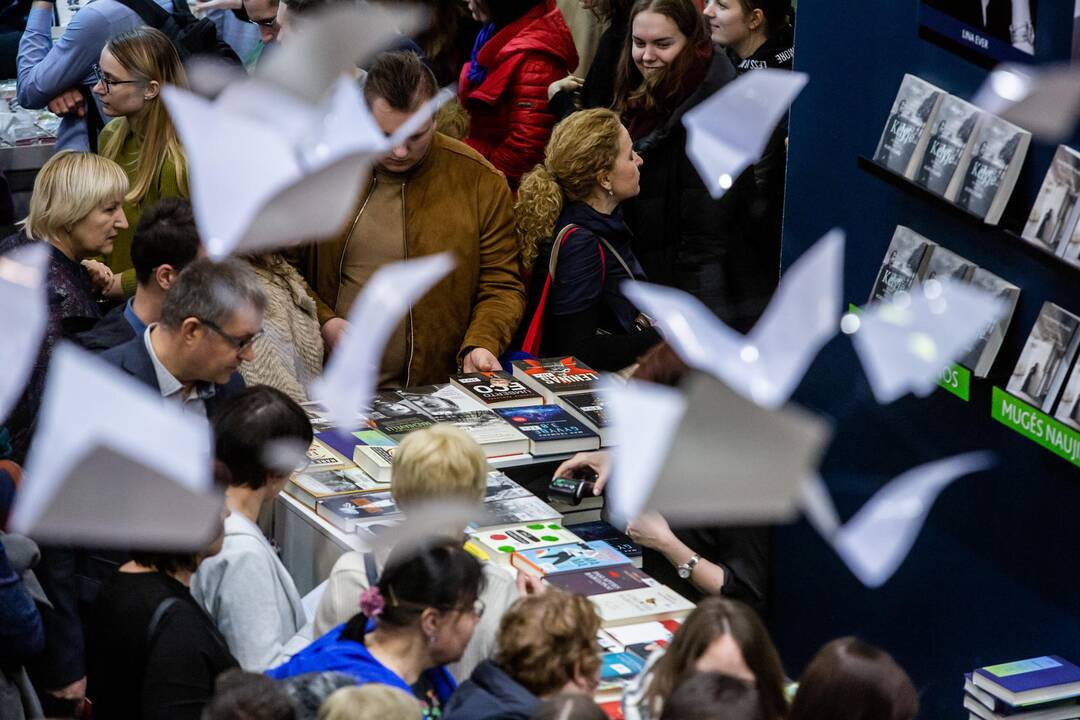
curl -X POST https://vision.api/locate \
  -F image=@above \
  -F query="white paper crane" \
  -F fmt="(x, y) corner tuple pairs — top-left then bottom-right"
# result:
(972, 63), (1080, 143)
(0, 243), (48, 425)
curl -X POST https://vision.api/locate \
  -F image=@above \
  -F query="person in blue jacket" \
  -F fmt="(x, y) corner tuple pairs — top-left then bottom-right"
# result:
(266, 540), (484, 719)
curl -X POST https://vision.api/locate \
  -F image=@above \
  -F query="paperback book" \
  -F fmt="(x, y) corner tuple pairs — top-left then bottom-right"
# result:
(1053, 362), (1080, 432)
(964, 693), (1080, 720)
(589, 585), (696, 627)
(284, 468), (388, 510)
(316, 491), (399, 533)
(1007, 303), (1080, 412)
(972, 655), (1080, 707)
(476, 495), (563, 528)
(924, 243), (976, 283)
(306, 438), (353, 471)
(958, 268), (1020, 378)
(352, 446), (395, 484)
(390, 385), (529, 457)
(913, 94), (982, 198)
(494, 404), (600, 455)
(557, 390), (612, 446)
(450, 371), (544, 408)
(483, 471), (532, 503)
(314, 428), (395, 460)
(873, 74), (945, 178)
(511, 540), (632, 578)
(544, 565), (653, 596)
(1022, 145), (1080, 255)
(566, 520), (643, 567)
(368, 391), (435, 440)
(466, 522), (579, 564)
(511, 356), (601, 402)
(954, 114), (1032, 225)
(869, 226), (935, 303)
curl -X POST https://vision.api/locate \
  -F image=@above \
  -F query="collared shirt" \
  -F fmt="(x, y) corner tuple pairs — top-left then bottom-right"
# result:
(143, 324), (215, 417)
(123, 298), (147, 336)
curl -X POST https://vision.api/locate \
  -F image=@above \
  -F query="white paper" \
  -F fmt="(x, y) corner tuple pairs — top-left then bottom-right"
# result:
(0, 244), (49, 425)
(308, 252), (455, 429)
(9, 344), (219, 549)
(850, 278), (1007, 404)
(163, 77), (453, 260)
(358, 498), (487, 560)
(683, 69), (809, 198)
(972, 63), (1080, 142)
(605, 379), (687, 528)
(799, 474), (840, 538)
(623, 229), (844, 409)
(822, 452), (995, 588)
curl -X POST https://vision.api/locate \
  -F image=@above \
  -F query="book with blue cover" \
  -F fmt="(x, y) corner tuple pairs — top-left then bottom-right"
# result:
(314, 428), (396, 459)
(511, 540), (631, 578)
(494, 404), (600, 455)
(973, 656), (1080, 707)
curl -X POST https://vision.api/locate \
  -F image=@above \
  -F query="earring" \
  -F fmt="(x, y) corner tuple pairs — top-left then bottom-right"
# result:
(427, 633), (437, 646)
(606, 187), (614, 198)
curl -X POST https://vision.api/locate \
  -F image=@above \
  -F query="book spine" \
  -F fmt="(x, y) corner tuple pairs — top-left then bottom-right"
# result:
(509, 551), (545, 577)
(945, 114), (985, 202)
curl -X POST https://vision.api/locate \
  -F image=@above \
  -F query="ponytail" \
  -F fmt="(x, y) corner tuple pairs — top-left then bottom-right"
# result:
(514, 164), (565, 271)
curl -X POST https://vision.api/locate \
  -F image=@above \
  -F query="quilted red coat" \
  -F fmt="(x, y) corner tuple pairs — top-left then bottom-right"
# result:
(458, 0), (578, 189)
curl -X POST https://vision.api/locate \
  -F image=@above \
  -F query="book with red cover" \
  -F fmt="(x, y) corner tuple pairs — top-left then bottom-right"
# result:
(511, 356), (601, 402)
(545, 565), (652, 596)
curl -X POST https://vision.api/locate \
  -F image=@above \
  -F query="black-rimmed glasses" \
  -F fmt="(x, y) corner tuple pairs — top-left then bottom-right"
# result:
(197, 317), (263, 351)
(91, 63), (139, 95)
(245, 14), (277, 27)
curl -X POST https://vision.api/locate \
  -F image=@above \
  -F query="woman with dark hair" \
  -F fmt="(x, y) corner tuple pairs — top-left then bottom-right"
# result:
(267, 540), (485, 718)
(614, 0), (770, 333)
(548, 0), (636, 118)
(192, 386), (314, 671)
(787, 637), (918, 720)
(459, 0), (579, 188)
(623, 597), (787, 720)
(660, 672), (764, 720)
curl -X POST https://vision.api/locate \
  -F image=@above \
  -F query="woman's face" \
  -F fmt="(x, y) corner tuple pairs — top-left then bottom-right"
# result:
(466, 0), (490, 23)
(695, 633), (756, 683)
(69, 196), (128, 258)
(604, 125), (643, 202)
(92, 48), (152, 118)
(429, 602), (482, 665)
(703, 0), (753, 48)
(631, 11), (689, 79)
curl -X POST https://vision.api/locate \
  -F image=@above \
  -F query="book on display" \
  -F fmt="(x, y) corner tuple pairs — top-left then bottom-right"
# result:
(476, 495), (563, 528)
(873, 74), (945, 178)
(510, 356), (601, 402)
(964, 693), (1080, 720)
(923, 244), (976, 283)
(1022, 146), (1080, 256)
(954, 114), (1031, 225)
(556, 390), (613, 446)
(284, 468), (388, 509)
(1053, 362), (1080, 432)
(566, 520), (643, 567)
(483, 471), (532, 503)
(466, 522), (580, 564)
(306, 438), (353, 471)
(913, 94), (983, 198)
(600, 620), (680, 653)
(510, 540), (632, 578)
(368, 391), (435, 440)
(1007, 303), (1080, 412)
(314, 428), (395, 460)
(494, 404), (600, 455)
(972, 656), (1080, 707)
(316, 491), (399, 532)
(958, 268), (1020, 378)
(450, 371), (544, 408)
(352, 446), (395, 484)
(544, 565), (654, 596)
(869, 226), (934, 303)
(589, 585), (695, 626)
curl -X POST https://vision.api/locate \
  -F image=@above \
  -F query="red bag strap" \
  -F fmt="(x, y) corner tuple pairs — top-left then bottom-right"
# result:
(521, 224), (579, 356)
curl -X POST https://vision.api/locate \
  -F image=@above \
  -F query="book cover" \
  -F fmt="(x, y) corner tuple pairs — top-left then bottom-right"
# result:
(557, 391), (612, 446)
(1061, 224), (1080, 269)
(494, 405), (600, 455)
(920, 0), (1037, 64)
(511, 357), (601, 401)
(477, 495), (563, 528)
(973, 655), (1080, 706)
(589, 585), (696, 627)
(601, 651), (647, 682)
(601, 620), (679, 655)
(869, 226), (934, 303)
(954, 115), (1032, 225)
(1007, 303), (1080, 413)
(1022, 146), (1080, 255)
(913, 94), (982, 197)
(368, 391), (435, 440)
(394, 385), (529, 457)
(306, 438), (353, 471)
(314, 428), (396, 460)
(964, 690), (1080, 720)
(959, 268), (1020, 378)
(1053, 361), (1080, 432)
(566, 520), (643, 565)
(511, 540), (632, 578)
(316, 491), (399, 532)
(284, 468), (382, 510)
(451, 371), (544, 408)
(545, 566), (652, 596)
(468, 522), (579, 563)
(483, 471), (532, 503)
(353, 446), (395, 484)
(923, 243), (976, 283)
(873, 74), (944, 178)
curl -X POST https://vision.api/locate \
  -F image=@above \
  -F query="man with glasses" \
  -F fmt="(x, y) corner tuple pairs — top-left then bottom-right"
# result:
(102, 257), (266, 417)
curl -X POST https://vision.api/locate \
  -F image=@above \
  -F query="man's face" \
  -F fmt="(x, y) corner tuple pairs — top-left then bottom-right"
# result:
(183, 303), (263, 385)
(370, 96), (436, 174)
(243, 0), (280, 44)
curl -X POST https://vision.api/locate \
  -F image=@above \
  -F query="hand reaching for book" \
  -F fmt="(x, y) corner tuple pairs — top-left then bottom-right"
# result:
(553, 450), (610, 495)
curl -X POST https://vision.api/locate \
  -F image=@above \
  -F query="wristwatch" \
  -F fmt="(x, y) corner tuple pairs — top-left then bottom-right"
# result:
(676, 553), (700, 579)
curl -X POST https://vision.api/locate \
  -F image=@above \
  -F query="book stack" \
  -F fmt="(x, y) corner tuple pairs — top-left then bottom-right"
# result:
(963, 656), (1080, 720)
(511, 356), (602, 403)
(283, 467), (389, 510)
(556, 390), (613, 447)
(595, 620), (682, 703)
(1021, 145), (1080, 269)
(1007, 302), (1080, 426)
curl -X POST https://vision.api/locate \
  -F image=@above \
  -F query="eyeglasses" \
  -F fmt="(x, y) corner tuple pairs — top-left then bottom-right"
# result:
(92, 63), (139, 95)
(197, 317), (263, 351)
(245, 13), (277, 27)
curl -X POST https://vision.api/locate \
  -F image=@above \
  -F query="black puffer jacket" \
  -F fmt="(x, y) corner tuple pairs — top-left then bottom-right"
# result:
(622, 50), (770, 333)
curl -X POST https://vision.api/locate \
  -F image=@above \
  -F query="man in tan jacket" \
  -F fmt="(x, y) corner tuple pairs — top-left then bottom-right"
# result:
(306, 51), (526, 388)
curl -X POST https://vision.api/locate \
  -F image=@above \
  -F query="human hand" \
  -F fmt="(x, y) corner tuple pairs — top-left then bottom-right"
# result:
(553, 450), (610, 494)
(547, 75), (583, 101)
(321, 317), (349, 352)
(47, 88), (85, 117)
(626, 511), (678, 554)
(515, 569), (546, 596)
(462, 347), (500, 373)
(81, 259), (114, 296)
(193, 0), (241, 14)
(48, 676), (87, 704)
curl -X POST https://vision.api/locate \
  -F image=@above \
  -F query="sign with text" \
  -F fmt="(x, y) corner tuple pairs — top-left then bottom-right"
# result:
(920, 1), (1037, 64)
(991, 386), (1080, 468)
(938, 363), (971, 401)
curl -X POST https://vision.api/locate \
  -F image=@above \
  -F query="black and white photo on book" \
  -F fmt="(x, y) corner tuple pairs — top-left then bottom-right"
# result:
(1007, 302), (1080, 412)
(913, 94), (982, 198)
(958, 268), (1020, 378)
(954, 114), (1030, 224)
(1022, 145), (1080, 254)
(869, 226), (934, 303)
(874, 75), (945, 178)
(1054, 361), (1080, 432)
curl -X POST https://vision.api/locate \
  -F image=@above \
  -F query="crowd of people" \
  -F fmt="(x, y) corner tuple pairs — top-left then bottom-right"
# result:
(0, 0), (925, 718)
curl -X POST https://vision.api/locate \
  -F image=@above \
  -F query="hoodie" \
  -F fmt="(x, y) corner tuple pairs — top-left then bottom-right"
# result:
(443, 660), (540, 720)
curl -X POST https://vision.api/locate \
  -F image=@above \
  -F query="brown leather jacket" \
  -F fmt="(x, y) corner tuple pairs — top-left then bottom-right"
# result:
(304, 133), (526, 386)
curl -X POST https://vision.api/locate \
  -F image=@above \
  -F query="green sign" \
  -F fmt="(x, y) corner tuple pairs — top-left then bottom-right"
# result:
(991, 387), (1080, 468)
(938, 364), (971, 401)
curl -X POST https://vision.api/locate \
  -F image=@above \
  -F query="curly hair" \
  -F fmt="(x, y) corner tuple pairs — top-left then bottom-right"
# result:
(514, 108), (625, 269)
(494, 590), (602, 697)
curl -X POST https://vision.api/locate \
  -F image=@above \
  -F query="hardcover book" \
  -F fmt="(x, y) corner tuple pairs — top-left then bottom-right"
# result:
(964, 692), (1080, 720)
(450, 371), (544, 408)
(368, 391), (435, 440)
(306, 438), (353, 471)
(873, 74), (945, 178)
(869, 226), (934, 303)
(958, 268), (1020, 378)
(972, 655), (1080, 707)
(316, 491), (399, 532)
(923, 243), (976, 283)
(284, 468), (388, 509)
(511, 540), (632, 578)
(314, 428), (395, 460)
(352, 446), (395, 484)
(954, 114), (1032, 225)
(1053, 361), (1080, 432)
(476, 495), (563, 528)
(566, 520), (643, 567)
(557, 390), (612, 446)
(467, 522), (579, 564)
(511, 357), (601, 402)
(1007, 303), (1080, 412)
(589, 585), (696, 627)
(391, 385), (529, 457)
(544, 565), (652, 596)
(1022, 145), (1080, 255)
(494, 405), (600, 455)
(913, 94), (982, 198)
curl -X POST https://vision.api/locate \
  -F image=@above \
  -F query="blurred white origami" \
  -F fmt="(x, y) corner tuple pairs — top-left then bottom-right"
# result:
(0, 243), (48, 425)
(972, 63), (1080, 143)
(623, 229), (844, 409)
(683, 68), (809, 198)
(800, 451), (996, 587)
(309, 252), (455, 430)
(847, 278), (1007, 404)
(9, 344), (219, 549)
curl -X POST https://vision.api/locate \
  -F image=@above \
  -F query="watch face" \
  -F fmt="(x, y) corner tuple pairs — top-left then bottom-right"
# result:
(678, 567), (691, 579)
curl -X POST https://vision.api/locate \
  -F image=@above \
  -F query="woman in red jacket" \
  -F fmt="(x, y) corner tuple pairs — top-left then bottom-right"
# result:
(459, 0), (578, 189)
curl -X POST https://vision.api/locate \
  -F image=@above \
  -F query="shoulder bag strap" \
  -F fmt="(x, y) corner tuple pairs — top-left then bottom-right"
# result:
(521, 224), (579, 356)
(597, 236), (636, 279)
(111, 0), (171, 28)
(145, 596), (179, 650)
(363, 551), (379, 587)
(546, 223), (580, 280)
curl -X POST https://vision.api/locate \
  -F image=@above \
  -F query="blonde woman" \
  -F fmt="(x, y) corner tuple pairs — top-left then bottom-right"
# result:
(93, 26), (188, 298)
(514, 108), (659, 370)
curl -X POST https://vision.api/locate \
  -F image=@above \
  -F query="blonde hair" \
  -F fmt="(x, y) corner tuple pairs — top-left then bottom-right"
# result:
(98, 27), (189, 204)
(390, 424), (487, 509)
(495, 590), (602, 697)
(23, 150), (128, 240)
(318, 685), (421, 720)
(514, 109), (624, 269)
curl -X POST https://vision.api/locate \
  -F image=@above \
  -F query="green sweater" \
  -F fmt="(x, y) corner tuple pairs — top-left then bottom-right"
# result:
(98, 120), (187, 296)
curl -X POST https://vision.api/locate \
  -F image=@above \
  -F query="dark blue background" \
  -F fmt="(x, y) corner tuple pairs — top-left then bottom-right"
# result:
(772, 1), (1080, 716)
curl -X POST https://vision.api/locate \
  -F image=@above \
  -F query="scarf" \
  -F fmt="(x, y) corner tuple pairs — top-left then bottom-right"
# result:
(467, 23), (497, 85)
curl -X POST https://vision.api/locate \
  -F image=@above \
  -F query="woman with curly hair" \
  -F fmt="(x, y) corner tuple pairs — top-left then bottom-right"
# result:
(514, 107), (659, 371)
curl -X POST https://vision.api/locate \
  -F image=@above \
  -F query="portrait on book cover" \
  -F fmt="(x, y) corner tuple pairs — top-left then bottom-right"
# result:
(922, 0), (1037, 55)
(1023, 148), (1080, 253)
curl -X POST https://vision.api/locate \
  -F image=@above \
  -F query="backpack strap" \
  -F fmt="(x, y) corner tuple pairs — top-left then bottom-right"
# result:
(363, 551), (379, 587)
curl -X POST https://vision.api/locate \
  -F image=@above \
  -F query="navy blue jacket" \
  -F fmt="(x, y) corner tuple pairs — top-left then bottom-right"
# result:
(443, 660), (539, 720)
